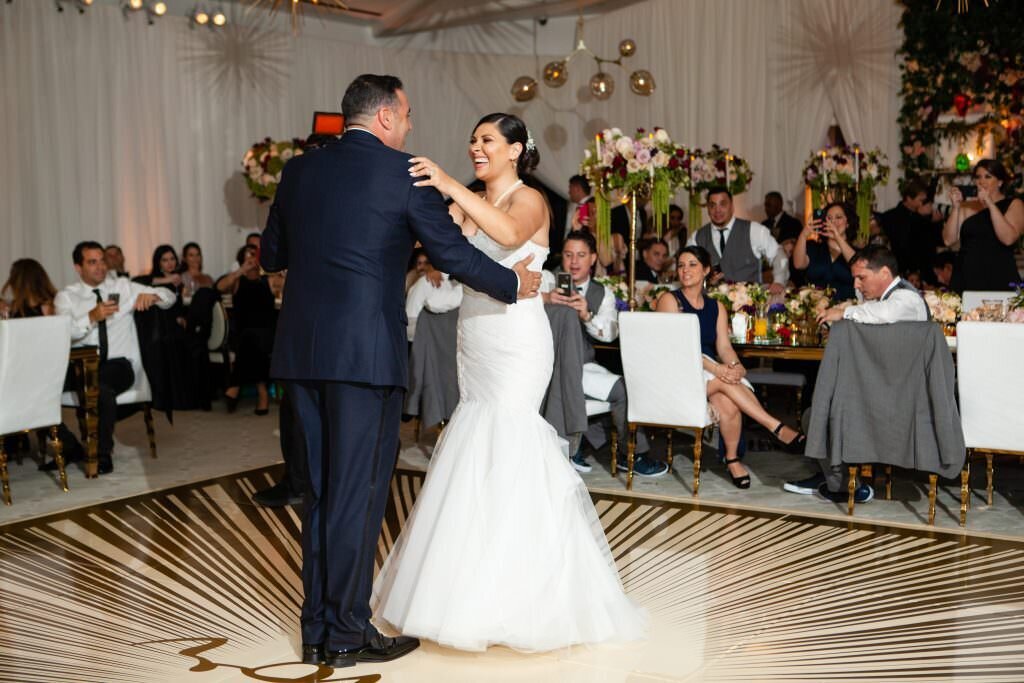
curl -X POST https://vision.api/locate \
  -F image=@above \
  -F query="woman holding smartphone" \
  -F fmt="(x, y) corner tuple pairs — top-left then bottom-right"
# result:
(944, 159), (1024, 293)
(791, 202), (857, 300)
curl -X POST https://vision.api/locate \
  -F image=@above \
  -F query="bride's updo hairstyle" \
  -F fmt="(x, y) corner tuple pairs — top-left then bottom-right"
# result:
(474, 113), (539, 176)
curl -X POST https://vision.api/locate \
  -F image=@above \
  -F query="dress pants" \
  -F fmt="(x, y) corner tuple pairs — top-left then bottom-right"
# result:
(286, 380), (403, 651)
(65, 357), (134, 457)
(584, 377), (649, 455)
(278, 392), (307, 498)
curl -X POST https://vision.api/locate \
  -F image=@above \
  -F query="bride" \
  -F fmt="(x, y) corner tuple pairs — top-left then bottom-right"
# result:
(371, 113), (647, 652)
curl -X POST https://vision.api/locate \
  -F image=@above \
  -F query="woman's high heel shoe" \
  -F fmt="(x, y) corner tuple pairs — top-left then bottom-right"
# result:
(724, 457), (751, 489)
(773, 422), (806, 455)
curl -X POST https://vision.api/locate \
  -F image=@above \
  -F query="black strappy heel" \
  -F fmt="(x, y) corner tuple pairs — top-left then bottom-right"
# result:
(773, 422), (806, 455)
(724, 457), (751, 489)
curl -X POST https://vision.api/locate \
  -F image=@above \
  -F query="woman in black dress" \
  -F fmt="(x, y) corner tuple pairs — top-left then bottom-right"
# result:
(217, 245), (276, 415)
(944, 159), (1024, 293)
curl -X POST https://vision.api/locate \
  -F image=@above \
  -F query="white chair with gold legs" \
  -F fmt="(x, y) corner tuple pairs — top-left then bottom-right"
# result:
(618, 312), (711, 493)
(956, 321), (1024, 527)
(0, 317), (73, 505)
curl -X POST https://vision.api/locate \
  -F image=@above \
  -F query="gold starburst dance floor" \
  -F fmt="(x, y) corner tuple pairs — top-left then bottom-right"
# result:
(2, 466), (1023, 682)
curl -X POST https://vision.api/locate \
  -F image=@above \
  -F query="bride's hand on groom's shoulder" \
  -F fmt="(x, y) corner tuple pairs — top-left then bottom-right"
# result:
(409, 156), (452, 193)
(512, 253), (541, 300)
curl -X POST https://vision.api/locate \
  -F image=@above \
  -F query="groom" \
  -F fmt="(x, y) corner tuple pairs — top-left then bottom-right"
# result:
(261, 74), (541, 668)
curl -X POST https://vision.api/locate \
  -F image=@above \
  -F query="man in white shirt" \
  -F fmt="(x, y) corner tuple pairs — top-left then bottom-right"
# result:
(687, 188), (789, 293)
(542, 230), (665, 478)
(405, 270), (463, 341)
(54, 241), (175, 473)
(816, 246), (930, 325)
(786, 245), (929, 502)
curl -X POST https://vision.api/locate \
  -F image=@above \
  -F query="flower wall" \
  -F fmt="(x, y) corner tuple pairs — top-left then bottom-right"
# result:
(898, 0), (1024, 189)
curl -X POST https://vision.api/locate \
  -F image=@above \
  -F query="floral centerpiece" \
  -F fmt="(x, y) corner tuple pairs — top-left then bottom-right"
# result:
(802, 145), (889, 243)
(581, 127), (690, 249)
(924, 290), (962, 327)
(242, 137), (308, 201)
(709, 282), (765, 314)
(594, 276), (670, 312)
(685, 145), (754, 232)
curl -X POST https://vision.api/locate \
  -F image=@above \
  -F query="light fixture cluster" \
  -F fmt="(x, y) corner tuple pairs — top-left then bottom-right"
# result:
(191, 5), (227, 27)
(120, 0), (168, 24)
(511, 16), (655, 103)
(53, 0), (95, 14)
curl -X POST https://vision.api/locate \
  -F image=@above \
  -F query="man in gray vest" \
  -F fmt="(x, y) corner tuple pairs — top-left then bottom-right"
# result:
(688, 187), (789, 293)
(543, 230), (665, 478)
(786, 245), (930, 502)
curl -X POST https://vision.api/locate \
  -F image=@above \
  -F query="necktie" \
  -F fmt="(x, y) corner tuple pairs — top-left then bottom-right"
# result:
(93, 288), (108, 363)
(718, 229), (727, 257)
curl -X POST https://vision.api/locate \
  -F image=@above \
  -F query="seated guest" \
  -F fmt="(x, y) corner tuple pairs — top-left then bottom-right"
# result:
(180, 242), (214, 293)
(688, 187), (788, 294)
(229, 232), (262, 273)
(791, 202), (857, 300)
(931, 252), (955, 290)
(2, 258), (57, 317)
(1, 259), (85, 462)
(634, 237), (668, 283)
(405, 247), (431, 293)
(54, 241), (175, 474)
(785, 245), (929, 501)
(656, 246), (805, 489)
(762, 191), (802, 240)
(543, 230), (665, 477)
(663, 204), (687, 261)
(104, 244), (130, 278)
(218, 245), (276, 415)
(815, 245), (929, 326)
(405, 269), (463, 342)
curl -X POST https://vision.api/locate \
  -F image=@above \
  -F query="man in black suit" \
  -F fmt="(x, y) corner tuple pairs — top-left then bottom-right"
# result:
(762, 191), (802, 241)
(261, 74), (540, 669)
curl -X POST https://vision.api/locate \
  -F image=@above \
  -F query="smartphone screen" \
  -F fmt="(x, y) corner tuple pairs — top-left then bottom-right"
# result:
(960, 185), (978, 199)
(107, 292), (121, 304)
(577, 202), (590, 222)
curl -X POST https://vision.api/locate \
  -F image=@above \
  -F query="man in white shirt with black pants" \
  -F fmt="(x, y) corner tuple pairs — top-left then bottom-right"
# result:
(543, 230), (666, 478)
(785, 245), (929, 502)
(54, 241), (175, 474)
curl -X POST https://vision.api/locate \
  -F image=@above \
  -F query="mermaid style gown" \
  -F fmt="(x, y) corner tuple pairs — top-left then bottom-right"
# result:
(371, 231), (647, 652)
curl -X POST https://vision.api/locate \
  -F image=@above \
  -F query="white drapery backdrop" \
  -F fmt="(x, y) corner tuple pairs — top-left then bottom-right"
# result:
(0, 0), (902, 286)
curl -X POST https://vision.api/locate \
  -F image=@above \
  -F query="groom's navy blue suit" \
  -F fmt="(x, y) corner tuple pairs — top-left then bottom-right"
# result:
(261, 129), (517, 651)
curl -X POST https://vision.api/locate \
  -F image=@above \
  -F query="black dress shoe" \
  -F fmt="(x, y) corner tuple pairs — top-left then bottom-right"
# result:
(97, 455), (113, 475)
(252, 482), (302, 508)
(301, 643), (324, 665)
(326, 635), (420, 668)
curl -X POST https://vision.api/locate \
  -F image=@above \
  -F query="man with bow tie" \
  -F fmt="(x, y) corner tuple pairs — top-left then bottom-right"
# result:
(542, 230), (665, 478)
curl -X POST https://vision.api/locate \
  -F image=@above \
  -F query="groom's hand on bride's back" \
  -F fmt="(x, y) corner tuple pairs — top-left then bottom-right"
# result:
(512, 253), (541, 300)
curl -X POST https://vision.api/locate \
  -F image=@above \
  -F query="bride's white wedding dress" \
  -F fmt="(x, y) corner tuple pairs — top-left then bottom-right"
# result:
(371, 228), (647, 653)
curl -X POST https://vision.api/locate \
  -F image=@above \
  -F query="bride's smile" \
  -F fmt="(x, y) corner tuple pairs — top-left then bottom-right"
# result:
(468, 122), (520, 181)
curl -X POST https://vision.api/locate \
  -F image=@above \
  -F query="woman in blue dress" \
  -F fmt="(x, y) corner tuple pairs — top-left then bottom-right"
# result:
(792, 202), (857, 301)
(656, 245), (805, 488)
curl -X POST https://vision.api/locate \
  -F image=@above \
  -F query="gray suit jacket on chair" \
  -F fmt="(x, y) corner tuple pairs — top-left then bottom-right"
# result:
(806, 321), (965, 480)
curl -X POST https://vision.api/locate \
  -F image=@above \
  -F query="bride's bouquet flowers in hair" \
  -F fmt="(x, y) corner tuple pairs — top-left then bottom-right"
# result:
(242, 137), (307, 201)
(581, 127), (690, 250)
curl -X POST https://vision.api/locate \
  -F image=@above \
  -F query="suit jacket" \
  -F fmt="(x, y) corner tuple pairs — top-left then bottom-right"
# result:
(805, 320), (964, 479)
(261, 131), (517, 387)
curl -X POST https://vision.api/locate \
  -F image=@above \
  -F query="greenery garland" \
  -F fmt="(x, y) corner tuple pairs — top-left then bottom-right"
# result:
(898, 0), (1024, 191)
